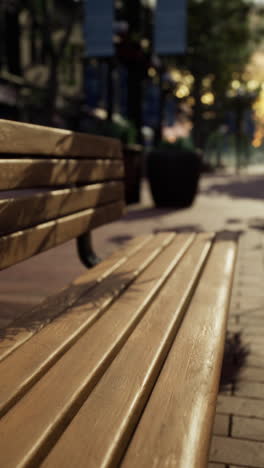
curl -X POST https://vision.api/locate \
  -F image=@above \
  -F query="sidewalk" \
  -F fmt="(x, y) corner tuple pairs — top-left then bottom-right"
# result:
(1, 166), (264, 466)
(209, 228), (264, 468)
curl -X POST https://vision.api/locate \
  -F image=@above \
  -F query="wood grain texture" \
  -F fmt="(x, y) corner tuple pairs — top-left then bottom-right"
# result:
(41, 234), (213, 468)
(121, 233), (237, 468)
(0, 235), (152, 362)
(0, 234), (170, 417)
(0, 233), (195, 468)
(0, 159), (124, 190)
(0, 182), (124, 234)
(0, 201), (124, 270)
(0, 119), (122, 158)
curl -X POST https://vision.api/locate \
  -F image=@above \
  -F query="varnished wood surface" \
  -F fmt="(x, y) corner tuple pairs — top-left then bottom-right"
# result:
(0, 235), (152, 362)
(121, 234), (237, 468)
(0, 119), (122, 159)
(0, 182), (124, 235)
(0, 234), (195, 467)
(0, 233), (168, 416)
(0, 159), (124, 190)
(0, 201), (124, 270)
(0, 233), (238, 468)
(42, 234), (213, 468)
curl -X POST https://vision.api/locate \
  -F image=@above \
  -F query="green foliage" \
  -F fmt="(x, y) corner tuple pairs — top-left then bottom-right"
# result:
(157, 137), (195, 152)
(186, 0), (259, 94)
(81, 116), (137, 145)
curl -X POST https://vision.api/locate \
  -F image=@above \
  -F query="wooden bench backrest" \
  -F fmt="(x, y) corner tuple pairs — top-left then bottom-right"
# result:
(0, 119), (125, 270)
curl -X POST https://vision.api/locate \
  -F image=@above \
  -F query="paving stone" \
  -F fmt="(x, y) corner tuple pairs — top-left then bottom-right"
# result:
(213, 414), (230, 436)
(210, 435), (264, 467)
(246, 337), (264, 344)
(241, 309), (264, 317)
(232, 416), (264, 442)
(219, 384), (232, 396)
(230, 465), (264, 468)
(246, 355), (264, 368)
(247, 349), (264, 359)
(240, 318), (264, 326)
(239, 367), (264, 383)
(244, 327), (264, 336)
(235, 276), (264, 284)
(228, 317), (239, 325)
(234, 381), (264, 400)
(208, 463), (226, 468)
(238, 301), (264, 310)
(216, 395), (264, 419)
(244, 334), (264, 342)
(236, 290), (263, 297)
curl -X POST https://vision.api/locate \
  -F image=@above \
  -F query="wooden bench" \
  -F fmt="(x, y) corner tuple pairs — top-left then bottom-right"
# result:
(0, 119), (237, 468)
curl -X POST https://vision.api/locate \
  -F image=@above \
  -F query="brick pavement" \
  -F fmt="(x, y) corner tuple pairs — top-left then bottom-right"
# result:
(1, 167), (264, 466)
(209, 228), (264, 468)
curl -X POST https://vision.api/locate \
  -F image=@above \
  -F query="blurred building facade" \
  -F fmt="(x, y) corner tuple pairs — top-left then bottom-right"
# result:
(0, 0), (84, 125)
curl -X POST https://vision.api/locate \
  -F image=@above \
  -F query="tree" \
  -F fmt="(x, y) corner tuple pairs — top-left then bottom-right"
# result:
(115, 0), (261, 147)
(182, 0), (261, 147)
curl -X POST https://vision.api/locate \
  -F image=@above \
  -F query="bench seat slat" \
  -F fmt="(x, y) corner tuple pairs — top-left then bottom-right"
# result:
(0, 159), (124, 190)
(0, 182), (124, 234)
(0, 233), (197, 468)
(41, 234), (213, 468)
(121, 234), (237, 468)
(0, 201), (124, 270)
(0, 233), (173, 416)
(0, 119), (122, 159)
(0, 235), (152, 362)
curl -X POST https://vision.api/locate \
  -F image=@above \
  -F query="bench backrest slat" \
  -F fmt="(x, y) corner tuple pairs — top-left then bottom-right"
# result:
(0, 182), (123, 235)
(0, 119), (125, 270)
(0, 201), (124, 271)
(0, 159), (124, 191)
(0, 119), (122, 159)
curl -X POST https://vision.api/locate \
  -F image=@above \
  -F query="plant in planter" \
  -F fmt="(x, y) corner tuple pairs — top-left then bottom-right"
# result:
(79, 113), (143, 205)
(147, 137), (202, 208)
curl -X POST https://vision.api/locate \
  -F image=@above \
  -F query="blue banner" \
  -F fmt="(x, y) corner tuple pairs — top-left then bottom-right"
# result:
(83, 0), (114, 57)
(155, 0), (187, 55)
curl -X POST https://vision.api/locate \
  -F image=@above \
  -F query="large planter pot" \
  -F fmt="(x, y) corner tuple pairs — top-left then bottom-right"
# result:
(147, 148), (201, 208)
(123, 144), (143, 204)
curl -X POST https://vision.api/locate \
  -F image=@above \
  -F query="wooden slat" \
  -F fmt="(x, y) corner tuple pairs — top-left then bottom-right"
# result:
(0, 233), (196, 468)
(0, 201), (124, 270)
(41, 233), (213, 468)
(0, 119), (122, 158)
(0, 182), (124, 234)
(0, 235), (153, 362)
(0, 159), (124, 190)
(121, 233), (237, 468)
(0, 233), (172, 416)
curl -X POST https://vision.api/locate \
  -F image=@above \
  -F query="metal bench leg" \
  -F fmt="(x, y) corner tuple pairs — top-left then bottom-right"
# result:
(77, 232), (101, 268)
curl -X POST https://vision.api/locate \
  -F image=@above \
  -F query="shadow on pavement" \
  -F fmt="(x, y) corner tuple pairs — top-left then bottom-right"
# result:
(220, 331), (250, 391)
(154, 225), (203, 234)
(124, 207), (179, 222)
(248, 218), (264, 231)
(201, 175), (264, 201)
